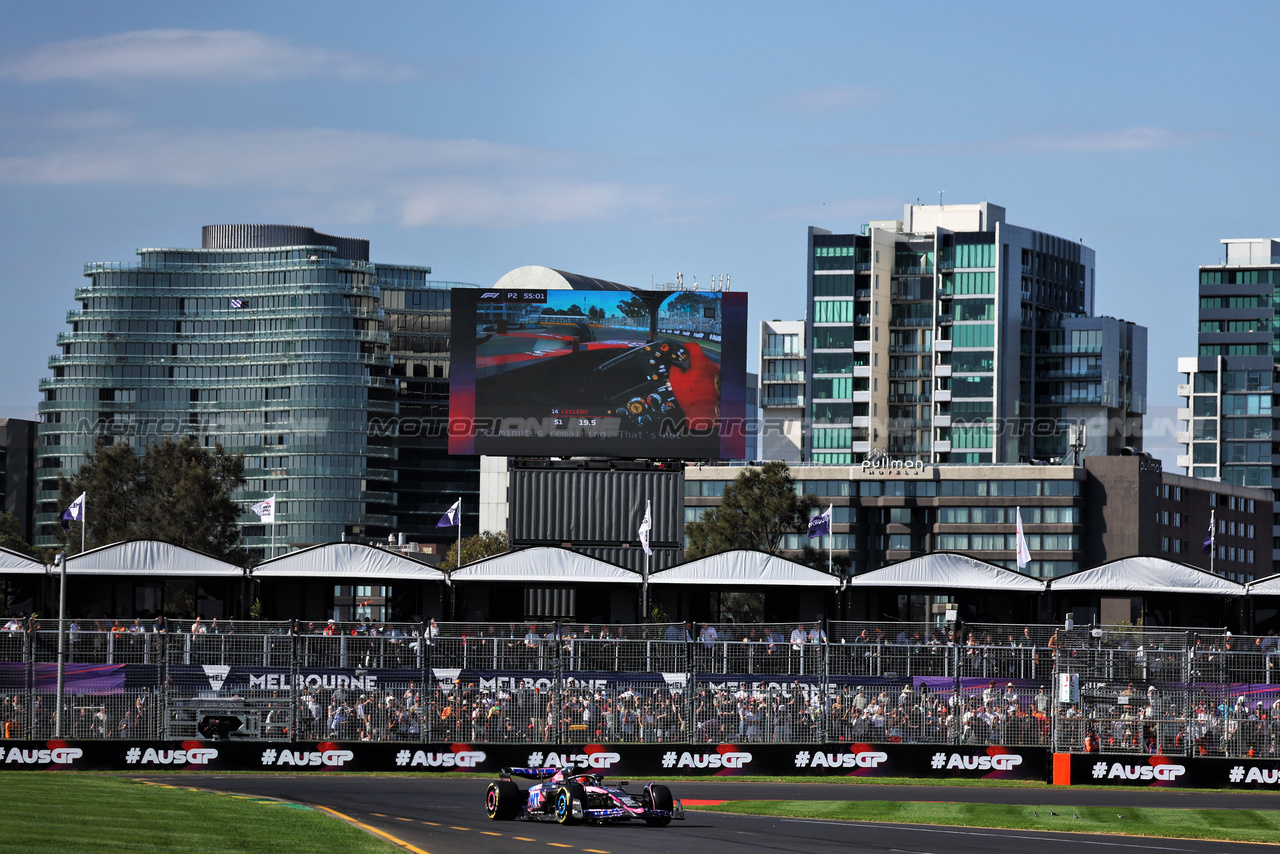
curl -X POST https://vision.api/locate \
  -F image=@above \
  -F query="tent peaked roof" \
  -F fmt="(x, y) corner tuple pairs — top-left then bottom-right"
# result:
(844, 553), (1045, 592)
(65, 540), (243, 577)
(1050, 556), (1247, 595)
(450, 547), (638, 583)
(650, 550), (840, 587)
(1247, 572), (1280, 595)
(252, 543), (444, 580)
(0, 546), (44, 574)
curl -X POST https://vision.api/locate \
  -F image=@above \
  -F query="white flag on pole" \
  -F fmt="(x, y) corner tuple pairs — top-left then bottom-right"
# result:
(436, 498), (461, 528)
(60, 492), (86, 531)
(639, 500), (653, 556)
(252, 495), (276, 524)
(1015, 506), (1031, 570)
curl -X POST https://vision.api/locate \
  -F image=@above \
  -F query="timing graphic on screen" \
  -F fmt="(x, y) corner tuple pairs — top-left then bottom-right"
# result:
(449, 288), (747, 459)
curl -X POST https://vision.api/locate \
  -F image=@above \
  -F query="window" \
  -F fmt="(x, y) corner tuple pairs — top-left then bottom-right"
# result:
(951, 350), (994, 372)
(952, 323), (995, 348)
(813, 299), (857, 323)
(812, 327), (854, 349)
(954, 299), (994, 321)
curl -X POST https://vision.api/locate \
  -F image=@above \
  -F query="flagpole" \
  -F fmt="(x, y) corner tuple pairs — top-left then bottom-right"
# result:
(827, 505), (833, 575)
(1210, 509), (1215, 575)
(80, 493), (86, 555)
(457, 496), (462, 569)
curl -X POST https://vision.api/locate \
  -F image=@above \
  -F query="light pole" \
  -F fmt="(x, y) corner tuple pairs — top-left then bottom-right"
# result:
(54, 551), (66, 738)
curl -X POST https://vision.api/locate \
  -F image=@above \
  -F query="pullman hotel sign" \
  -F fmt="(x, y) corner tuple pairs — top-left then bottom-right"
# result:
(861, 450), (929, 475)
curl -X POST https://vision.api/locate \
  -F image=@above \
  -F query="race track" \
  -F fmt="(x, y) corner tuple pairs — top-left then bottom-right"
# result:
(134, 775), (1279, 854)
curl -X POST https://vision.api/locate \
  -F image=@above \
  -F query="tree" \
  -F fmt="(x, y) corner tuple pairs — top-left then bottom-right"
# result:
(0, 513), (37, 559)
(615, 296), (649, 319)
(683, 461), (818, 558)
(438, 531), (509, 572)
(57, 436), (248, 563)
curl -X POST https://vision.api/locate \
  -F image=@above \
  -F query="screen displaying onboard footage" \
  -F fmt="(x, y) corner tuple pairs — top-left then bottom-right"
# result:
(449, 288), (747, 459)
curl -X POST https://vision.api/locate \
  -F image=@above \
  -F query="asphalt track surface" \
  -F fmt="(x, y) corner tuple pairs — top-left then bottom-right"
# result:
(136, 775), (1280, 854)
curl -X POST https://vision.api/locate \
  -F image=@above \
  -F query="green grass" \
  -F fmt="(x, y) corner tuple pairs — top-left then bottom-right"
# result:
(687, 799), (1280, 844)
(0, 774), (399, 854)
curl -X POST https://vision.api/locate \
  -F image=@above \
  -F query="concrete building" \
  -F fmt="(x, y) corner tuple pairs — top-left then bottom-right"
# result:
(805, 203), (1145, 465)
(35, 225), (479, 556)
(759, 320), (804, 462)
(683, 456), (1269, 584)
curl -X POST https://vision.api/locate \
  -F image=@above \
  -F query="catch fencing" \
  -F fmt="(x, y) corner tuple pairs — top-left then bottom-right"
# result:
(2, 619), (1279, 755)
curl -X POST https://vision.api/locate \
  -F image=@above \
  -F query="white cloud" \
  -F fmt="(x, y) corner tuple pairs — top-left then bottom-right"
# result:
(0, 127), (672, 227)
(0, 29), (420, 82)
(766, 85), (885, 114)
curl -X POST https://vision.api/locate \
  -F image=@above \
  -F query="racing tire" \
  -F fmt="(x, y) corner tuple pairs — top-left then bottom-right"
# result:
(643, 783), (673, 827)
(486, 780), (521, 821)
(553, 784), (585, 825)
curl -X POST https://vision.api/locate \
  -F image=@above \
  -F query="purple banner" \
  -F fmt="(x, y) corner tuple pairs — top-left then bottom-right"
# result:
(0, 663), (125, 693)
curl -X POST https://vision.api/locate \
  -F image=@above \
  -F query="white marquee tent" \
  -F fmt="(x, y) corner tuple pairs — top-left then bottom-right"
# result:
(449, 547), (639, 584)
(1047, 556), (1247, 596)
(0, 545), (44, 574)
(843, 553), (1047, 593)
(649, 550), (840, 587)
(251, 543), (444, 581)
(64, 540), (243, 577)
(1246, 573), (1280, 596)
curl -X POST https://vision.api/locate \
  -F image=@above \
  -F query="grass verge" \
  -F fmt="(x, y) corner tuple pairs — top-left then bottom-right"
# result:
(0, 773), (399, 854)
(687, 799), (1280, 844)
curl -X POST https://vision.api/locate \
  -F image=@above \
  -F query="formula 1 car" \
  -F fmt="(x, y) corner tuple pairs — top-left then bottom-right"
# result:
(485, 767), (685, 826)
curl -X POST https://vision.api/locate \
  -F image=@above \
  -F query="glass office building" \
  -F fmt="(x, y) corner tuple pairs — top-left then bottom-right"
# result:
(35, 225), (478, 557)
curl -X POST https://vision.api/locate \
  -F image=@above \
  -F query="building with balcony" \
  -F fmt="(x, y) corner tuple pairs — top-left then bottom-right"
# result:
(805, 203), (1145, 465)
(1176, 237), (1280, 568)
(34, 224), (479, 557)
(759, 320), (804, 462)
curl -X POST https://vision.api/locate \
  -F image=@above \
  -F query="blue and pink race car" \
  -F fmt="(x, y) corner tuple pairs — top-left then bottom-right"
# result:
(485, 767), (685, 826)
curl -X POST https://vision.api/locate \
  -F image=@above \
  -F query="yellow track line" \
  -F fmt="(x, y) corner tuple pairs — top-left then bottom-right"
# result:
(314, 805), (433, 854)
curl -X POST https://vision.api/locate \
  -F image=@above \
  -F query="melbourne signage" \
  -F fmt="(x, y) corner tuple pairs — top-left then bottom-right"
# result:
(167, 666), (426, 695)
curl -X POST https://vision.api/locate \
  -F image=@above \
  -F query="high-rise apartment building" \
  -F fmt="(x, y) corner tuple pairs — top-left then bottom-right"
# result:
(35, 225), (478, 556)
(1177, 237), (1279, 569)
(805, 203), (1145, 464)
(759, 320), (804, 462)
(1178, 238), (1278, 488)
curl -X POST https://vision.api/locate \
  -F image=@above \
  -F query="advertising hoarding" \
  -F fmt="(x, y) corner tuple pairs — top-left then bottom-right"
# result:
(449, 288), (747, 459)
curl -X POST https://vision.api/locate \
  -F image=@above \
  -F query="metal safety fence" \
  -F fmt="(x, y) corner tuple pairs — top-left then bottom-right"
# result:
(2, 619), (1279, 754)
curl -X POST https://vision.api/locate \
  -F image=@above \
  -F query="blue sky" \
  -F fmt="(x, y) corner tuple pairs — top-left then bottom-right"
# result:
(2, 1), (1278, 468)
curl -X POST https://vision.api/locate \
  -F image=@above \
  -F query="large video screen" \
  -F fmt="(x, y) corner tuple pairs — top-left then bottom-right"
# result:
(449, 288), (747, 459)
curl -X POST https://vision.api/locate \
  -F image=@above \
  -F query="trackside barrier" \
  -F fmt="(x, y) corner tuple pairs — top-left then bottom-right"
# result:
(1, 738), (1277, 789)
(4, 620), (1280, 757)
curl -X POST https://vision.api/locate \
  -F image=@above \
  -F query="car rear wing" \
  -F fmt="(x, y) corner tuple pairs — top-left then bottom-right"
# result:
(502, 767), (560, 781)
